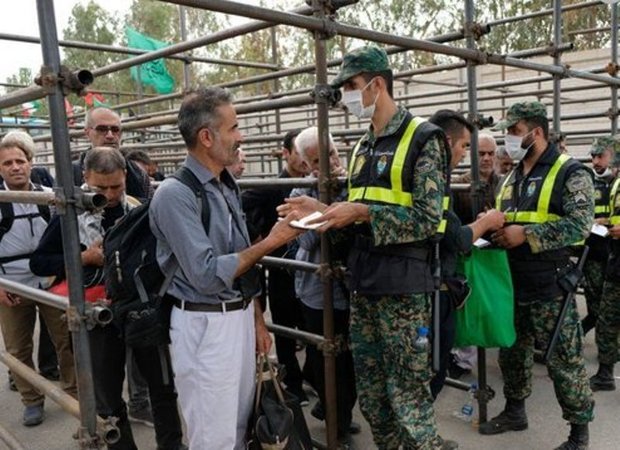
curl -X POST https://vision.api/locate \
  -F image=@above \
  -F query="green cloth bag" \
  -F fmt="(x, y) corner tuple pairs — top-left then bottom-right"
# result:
(455, 247), (516, 348)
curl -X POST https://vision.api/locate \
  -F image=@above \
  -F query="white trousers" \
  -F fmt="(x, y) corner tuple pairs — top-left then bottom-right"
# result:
(170, 302), (256, 450)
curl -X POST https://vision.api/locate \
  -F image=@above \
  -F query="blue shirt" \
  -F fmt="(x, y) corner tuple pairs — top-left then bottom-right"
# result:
(149, 154), (250, 304)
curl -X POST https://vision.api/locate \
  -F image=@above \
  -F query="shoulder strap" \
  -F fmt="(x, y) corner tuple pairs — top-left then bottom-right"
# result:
(0, 185), (14, 243)
(32, 184), (51, 223)
(171, 167), (211, 232)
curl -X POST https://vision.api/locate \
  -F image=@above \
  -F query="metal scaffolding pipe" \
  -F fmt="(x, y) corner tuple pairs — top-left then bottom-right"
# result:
(0, 32), (280, 71)
(0, 424), (26, 450)
(552, 0), (563, 137)
(0, 277), (69, 311)
(0, 352), (120, 445)
(35, 0), (100, 443)
(489, 0), (603, 26)
(612, 2), (619, 134)
(265, 323), (324, 347)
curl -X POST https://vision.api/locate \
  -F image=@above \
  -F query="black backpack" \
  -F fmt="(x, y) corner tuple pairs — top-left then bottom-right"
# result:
(0, 184), (51, 265)
(103, 167), (210, 348)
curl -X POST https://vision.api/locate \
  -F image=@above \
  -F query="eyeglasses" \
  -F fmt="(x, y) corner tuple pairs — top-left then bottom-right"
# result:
(93, 125), (121, 134)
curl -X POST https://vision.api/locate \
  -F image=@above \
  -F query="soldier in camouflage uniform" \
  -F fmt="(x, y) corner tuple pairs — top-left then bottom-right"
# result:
(480, 102), (595, 450)
(590, 135), (620, 392)
(581, 137), (616, 336)
(280, 46), (456, 450)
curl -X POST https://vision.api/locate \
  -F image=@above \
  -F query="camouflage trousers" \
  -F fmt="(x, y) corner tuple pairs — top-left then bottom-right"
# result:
(595, 278), (620, 365)
(349, 293), (441, 450)
(499, 296), (594, 424)
(583, 259), (605, 319)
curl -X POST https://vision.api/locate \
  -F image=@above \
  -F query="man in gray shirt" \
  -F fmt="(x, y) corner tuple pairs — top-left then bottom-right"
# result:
(150, 87), (301, 450)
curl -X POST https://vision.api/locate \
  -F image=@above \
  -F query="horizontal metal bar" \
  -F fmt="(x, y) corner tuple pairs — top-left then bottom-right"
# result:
(0, 190), (56, 205)
(265, 322), (325, 346)
(0, 277), (69, 310)
(260, 255), (319, 272)
(0, 424), (26, 450)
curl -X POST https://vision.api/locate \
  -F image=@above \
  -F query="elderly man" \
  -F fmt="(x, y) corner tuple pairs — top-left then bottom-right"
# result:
(150, 87), (301, 449)
(74, 107), (153, 201)
(452, 132), (500, 224)
(482, 102), (594, 450)
(0, 131), (77, 426)
(289, 126), (358, 445)
(228, 148), (246, 179)
(495, 146), (514, 176)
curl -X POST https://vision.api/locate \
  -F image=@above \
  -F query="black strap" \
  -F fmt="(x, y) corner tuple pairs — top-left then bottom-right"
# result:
(0, 184), (50, 243)
(0, 252), (33, 265)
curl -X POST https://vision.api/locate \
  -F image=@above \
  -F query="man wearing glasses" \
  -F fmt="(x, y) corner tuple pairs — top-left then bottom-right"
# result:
(73, 107), (153, 201)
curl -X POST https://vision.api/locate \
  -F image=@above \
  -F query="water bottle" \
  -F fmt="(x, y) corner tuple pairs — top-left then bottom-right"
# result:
(453, 383), (477, 423)
(414, 327), (430, 351)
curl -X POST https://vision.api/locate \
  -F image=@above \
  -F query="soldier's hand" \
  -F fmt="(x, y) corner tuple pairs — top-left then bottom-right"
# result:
(492, 225), (526, 249)
(277, 195), (326, 218)
(310, 201), (370, 232)
(595, 217), (610, 226)
(609, 225), (620, 239)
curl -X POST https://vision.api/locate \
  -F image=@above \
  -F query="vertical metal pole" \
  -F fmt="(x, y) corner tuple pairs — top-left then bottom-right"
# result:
(179, 5), (191, 89)
(312, 1), (337, 448)
(271, 27), (284, 172)
(552, 0), (562, 138)
(611, 2), (618, 135)
(464, 0), (488, 425)
(35, 0), (99, 445)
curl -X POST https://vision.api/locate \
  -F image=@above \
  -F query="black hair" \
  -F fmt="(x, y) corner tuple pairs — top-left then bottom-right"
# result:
(282, 129), (301, 151)
(524, 116), (550, 140)
(428, 109), (474, 142)
(126, 149), (152, 166)
(361, 70), (394, 98)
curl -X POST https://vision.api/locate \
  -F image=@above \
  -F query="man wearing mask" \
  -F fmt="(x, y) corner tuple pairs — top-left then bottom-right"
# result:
(581, 137), (616, 337)
(280, 45), (457, 450)
(589, 135), (620, 393)
(482, 102), (594, 450)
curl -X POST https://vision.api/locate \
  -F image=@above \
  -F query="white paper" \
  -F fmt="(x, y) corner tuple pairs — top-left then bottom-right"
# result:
(591, 223), (609, 237)
(473, 238), (491, 248)
(290, 211), (327, 230)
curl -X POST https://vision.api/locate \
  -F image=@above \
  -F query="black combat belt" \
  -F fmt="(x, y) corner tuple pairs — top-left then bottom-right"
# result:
(352, 235), (429, 260)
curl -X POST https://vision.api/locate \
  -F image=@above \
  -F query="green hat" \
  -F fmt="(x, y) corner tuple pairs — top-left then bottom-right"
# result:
(492, 101), (548, 131)
(591, 136), (620, 156)
(331, 45), (390, 88)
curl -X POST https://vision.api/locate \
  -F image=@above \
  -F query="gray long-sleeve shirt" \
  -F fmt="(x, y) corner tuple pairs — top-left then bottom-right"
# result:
(149, 154), (250, 304)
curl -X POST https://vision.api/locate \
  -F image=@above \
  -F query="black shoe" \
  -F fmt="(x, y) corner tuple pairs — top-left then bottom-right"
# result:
(533, 350), (546, 365)
(479, 410), (528, 435)
(439, 437), (459, 450)
(311, 402), (325, 421)
(554, 423), (589, 450)
(348, 421), (361, 435)
(590, 364), (616, 391)
(23, 404), (45, 427)
(289, 387), (309, 406)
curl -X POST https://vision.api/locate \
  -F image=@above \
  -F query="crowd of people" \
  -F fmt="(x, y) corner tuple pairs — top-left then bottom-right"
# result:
(0, 43), (618, 450)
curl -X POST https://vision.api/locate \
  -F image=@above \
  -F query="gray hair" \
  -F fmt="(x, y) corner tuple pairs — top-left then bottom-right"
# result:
(84, 147), (126, 174)
(0, 130), (35, 161)
(178, 87), (233, 149)
(85, 107), (120, 128)
(496, 146), (508, 158)
(478, 132), (497, 149)
(295, 126), (336, 162)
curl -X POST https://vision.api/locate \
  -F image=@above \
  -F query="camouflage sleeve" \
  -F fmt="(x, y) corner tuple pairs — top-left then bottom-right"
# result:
(367, 134), (446, 246)
(524, 168), (594, 253)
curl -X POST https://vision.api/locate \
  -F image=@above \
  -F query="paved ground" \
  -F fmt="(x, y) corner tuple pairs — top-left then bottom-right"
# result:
(0, 295), (618, 449)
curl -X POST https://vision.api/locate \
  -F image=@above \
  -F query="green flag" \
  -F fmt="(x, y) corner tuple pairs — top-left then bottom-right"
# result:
(126, 27), (175, 94)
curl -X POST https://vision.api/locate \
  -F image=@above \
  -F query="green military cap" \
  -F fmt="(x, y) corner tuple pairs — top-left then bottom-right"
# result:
(492, 101), (548, 131)
(590, 135), (620, 156)
(330, 45), (390, 88)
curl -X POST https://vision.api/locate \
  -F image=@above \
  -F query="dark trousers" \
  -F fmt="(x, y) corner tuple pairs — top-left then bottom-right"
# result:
(430, 292), (456, 399)
(89, 325), (183, 450)
(268, 268), (304, 394)
(37, 311), (59, 375)
(302, 304), (357, 438)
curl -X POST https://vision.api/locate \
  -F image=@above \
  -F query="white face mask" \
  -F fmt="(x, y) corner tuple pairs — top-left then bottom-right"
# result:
(341, 79), (378, 119)
(504, 131), (535, 161)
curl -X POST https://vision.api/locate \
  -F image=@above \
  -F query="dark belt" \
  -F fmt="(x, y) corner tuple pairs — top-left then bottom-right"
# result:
(172, 296), (252, 313)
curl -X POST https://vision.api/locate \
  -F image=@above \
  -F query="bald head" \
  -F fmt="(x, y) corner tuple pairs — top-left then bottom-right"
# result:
(85, 108), (122, 149)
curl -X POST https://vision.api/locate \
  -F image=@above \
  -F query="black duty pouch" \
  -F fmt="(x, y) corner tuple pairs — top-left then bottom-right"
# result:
(556, 262), (583, 295)
(444, 276), (471, 310)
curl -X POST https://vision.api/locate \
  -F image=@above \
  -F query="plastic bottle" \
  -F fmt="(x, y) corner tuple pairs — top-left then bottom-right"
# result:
(453, 383), (477, 423)
(414, 327), (430, 351)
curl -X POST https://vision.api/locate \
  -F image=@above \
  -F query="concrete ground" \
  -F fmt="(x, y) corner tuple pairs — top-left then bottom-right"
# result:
(0, 294), (618, 449)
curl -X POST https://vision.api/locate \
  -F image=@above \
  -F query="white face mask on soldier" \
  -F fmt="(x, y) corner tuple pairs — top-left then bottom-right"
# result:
(504, 131), (535, 161)
(341, 79), (378, 120)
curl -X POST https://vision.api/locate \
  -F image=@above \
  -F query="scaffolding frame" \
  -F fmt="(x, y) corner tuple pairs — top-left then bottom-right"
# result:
(0, 0), (618, 448)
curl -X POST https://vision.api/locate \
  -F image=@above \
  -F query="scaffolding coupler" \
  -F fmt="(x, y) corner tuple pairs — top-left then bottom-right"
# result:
(35, 65), (93, 97)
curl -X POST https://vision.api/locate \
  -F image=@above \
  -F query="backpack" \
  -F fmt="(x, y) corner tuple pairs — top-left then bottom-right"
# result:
(103, 166), (210, 349)
(0, 184), (51, 264)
